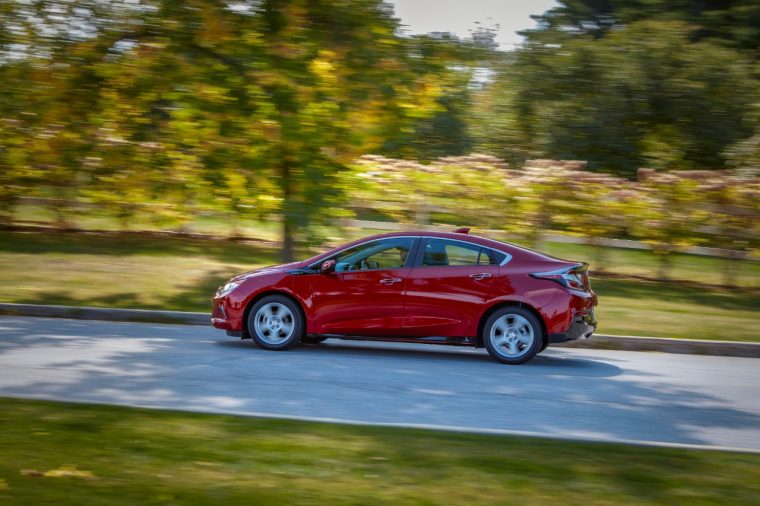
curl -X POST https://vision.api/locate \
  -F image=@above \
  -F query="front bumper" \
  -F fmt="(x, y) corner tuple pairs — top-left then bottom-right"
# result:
(211, 301), (232, 330)
(548, 309), (597, 344)
(211, 293), (248, 332)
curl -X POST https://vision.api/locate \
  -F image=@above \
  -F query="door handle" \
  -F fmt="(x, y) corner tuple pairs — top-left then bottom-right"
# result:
(379, 277), (402, 285)
(469, 272), (492, 280)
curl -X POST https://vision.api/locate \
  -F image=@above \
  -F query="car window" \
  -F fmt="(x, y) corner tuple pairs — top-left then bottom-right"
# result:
(333, 237), (414, 272)
(489, 249), (507, 265)
(478, 248), (506, 265)
(423, 239), (484, 267)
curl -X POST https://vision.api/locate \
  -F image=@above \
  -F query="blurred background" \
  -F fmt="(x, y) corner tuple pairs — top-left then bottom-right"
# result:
(0, 0), (758, 341)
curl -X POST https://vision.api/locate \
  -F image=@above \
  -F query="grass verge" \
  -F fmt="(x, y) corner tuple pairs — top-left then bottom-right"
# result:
(591, 279), (759, 341)
(0, 231), (758, 341)
(0, 397), (758, 505)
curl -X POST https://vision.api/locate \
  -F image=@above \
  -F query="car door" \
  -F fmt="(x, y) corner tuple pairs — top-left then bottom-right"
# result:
(403, 237), (500, 337)
(309, 236), (419, 336)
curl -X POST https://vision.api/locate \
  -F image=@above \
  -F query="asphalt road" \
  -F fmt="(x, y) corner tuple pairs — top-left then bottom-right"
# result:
(1, 316), (759, 452)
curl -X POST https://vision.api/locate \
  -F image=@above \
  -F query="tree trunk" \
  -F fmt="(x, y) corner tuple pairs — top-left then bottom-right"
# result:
(282, 216), (294, 263)
(0, 195), (15, 225)
(657, 249), (671, 280)
(721, 248), (745, 288)
(590, 236), (606, 273)
(280, 157), (294, 263)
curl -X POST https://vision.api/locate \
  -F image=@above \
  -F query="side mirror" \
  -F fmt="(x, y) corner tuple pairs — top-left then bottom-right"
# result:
(319, 259), (336, 274)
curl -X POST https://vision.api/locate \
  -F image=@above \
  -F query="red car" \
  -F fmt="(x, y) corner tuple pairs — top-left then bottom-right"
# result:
(212, 229), (597, 364)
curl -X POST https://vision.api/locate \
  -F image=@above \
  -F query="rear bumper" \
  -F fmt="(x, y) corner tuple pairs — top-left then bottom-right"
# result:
(548, 310), (596, 344)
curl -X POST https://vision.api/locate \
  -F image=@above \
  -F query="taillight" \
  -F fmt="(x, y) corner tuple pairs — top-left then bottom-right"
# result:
(531, 264), (588, 291)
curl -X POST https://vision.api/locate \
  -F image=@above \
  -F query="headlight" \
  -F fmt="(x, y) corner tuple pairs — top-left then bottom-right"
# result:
(216, 280), (242, 297)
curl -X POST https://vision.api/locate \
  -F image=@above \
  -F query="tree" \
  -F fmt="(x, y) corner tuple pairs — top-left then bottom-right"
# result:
(703, 176), (760, 285)
(1, 0), (478, 260)
(725, 106), (760, 178)
(378, 28), (499, 162)
(473, 20), (758, 177)
(551, 169), (635, 272)
(632, 171), (708, 279)
(526, 0), (760, 52)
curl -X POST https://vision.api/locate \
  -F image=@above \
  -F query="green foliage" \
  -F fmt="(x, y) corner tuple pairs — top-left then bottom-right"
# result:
(0, 0), (485, 259)
(1, 0), (759, 264)
(702, 177), (760, 284)
(474, 20), (758, 177)
(631, 175), (708, 278)
(344, 155), (760, 278)
(346, 154), (515, 230)
(526, 0), (760, 51)
(725, 106), (760, 178)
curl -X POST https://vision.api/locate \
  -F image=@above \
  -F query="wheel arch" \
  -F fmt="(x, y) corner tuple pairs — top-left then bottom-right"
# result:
(241, 290), (308, 339)
(476, 300), (547, 349)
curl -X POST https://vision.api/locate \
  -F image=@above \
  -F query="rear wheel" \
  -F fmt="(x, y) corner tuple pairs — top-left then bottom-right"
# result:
(247, 295), (304, 350)
(483, 307), (542, 364)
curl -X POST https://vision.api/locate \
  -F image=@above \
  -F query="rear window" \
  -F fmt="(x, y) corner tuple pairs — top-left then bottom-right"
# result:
(490, 249), (507, 265)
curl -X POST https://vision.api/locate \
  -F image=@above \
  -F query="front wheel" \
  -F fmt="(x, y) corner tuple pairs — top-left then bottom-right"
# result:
(247, 295), (304, 350)
(483, 307), (542, 364)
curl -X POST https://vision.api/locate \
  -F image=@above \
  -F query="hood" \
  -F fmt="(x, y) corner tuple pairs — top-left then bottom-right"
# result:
(231, 261), (304, 281)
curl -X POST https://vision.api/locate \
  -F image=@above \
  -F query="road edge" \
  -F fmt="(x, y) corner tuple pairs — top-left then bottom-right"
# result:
(1, 302), (758, 358)
(0, 302), (209, 326)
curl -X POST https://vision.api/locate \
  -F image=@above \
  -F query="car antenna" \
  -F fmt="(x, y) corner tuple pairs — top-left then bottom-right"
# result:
(453, 227), (470, 234)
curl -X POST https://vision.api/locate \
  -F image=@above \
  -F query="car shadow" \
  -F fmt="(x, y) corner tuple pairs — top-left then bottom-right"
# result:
(213, 339), (623, 377)
(521, 353), (624, 377)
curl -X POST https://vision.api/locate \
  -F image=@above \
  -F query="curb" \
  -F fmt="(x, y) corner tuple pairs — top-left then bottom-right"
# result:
(554, 334), (760, 358)
(1, 302), (758, 359)
(0, 303), (209, 326)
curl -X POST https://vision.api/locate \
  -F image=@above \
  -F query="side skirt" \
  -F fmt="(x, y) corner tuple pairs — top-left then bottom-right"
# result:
(315, 335), (478, 347)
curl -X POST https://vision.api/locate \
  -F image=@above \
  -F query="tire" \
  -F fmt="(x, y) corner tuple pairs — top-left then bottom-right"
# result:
(483, 307), (543, 365)
(301, 336), (327, 344)
(247, 295), (304, 350)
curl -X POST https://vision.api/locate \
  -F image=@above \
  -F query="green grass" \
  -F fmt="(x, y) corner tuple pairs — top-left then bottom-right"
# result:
(539, 241), (760, 289)
(0, 231), (280, 312)
(592, 279), (759, 341)
(0, 398), (758, 505)
(0, 231), (758, 341)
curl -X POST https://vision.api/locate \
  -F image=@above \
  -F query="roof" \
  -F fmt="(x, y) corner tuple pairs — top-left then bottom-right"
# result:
(302, 230), (574, 266)
(353, 230), (523, 256)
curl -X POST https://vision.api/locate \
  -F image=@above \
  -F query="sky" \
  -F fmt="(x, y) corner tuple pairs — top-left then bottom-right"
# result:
(389, 0), (559, 50)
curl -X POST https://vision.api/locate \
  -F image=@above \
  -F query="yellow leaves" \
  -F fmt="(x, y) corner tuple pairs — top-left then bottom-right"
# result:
(242, 31), (264, 47)
(199, 4), (234, 45)
(258, 119), (281, 142)
(0, 478), (7, 490)
(309, 50), (338, 86)
(393, 77), (444, 120)
(195, 84), (234, 105)
(193, 461), (222, 467)
(225, 172), (247, 193)
(20, 465), (95, 479)
(44, 465), (95, 479)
